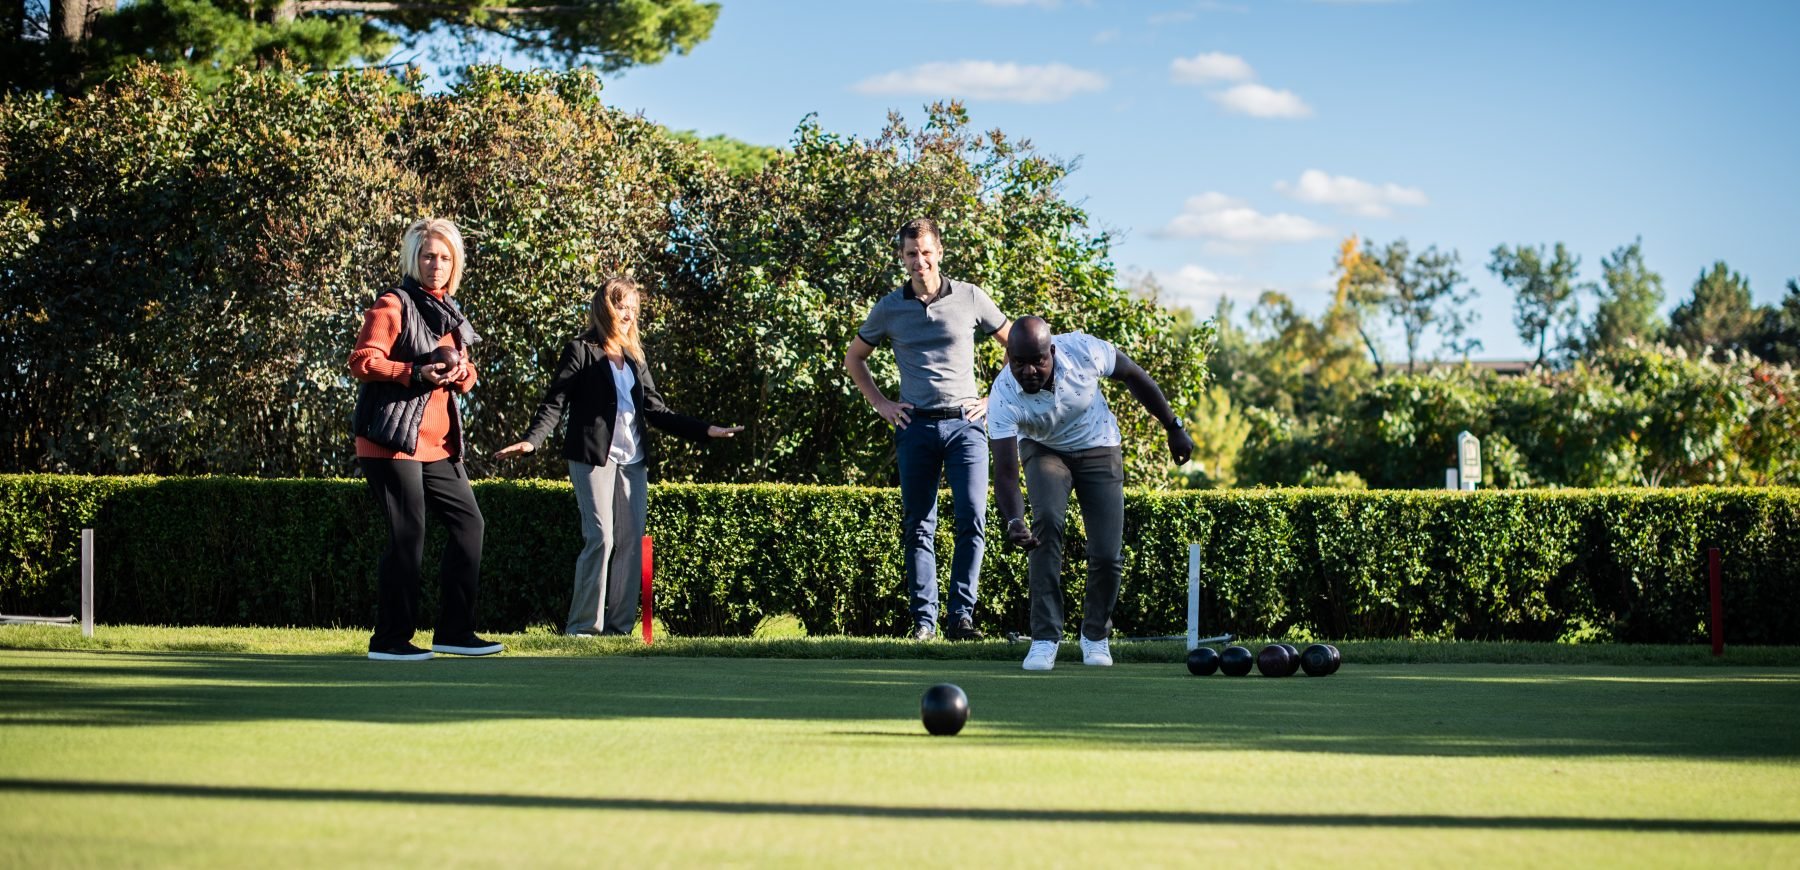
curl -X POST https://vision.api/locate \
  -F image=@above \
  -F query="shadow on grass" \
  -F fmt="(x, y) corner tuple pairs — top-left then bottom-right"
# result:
(3, 651), (1799, 760)
(2, 777), (1796, 833)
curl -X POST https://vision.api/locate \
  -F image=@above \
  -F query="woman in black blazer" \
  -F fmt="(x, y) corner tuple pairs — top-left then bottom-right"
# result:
(496, 278), (741, 635)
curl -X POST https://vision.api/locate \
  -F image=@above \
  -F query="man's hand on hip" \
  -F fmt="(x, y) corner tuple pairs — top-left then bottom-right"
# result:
(874, 397), (914, 428)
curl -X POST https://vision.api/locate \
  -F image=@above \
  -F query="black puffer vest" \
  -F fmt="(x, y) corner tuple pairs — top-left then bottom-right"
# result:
(351, 277), (481, 458)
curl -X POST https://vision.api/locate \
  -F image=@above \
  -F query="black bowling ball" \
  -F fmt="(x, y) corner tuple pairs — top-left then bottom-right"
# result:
(1218, 645), (1254, 677)
(1186, 646), (1220, 676)
(920, 683), (969, 736)
(1300, 643), (1334, 677)
(1256, 644), (1295, 677)
(1277, 643), (1302, 677)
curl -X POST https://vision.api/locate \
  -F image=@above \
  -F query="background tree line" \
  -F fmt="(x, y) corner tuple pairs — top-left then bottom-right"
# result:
(5, 0), (719, 94)
(1189, 232), (1799, 488)
(0, 63), (1208, 485)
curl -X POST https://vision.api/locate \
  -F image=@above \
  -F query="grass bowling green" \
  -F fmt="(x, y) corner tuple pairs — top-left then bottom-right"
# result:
(2, 628), (1799, 866)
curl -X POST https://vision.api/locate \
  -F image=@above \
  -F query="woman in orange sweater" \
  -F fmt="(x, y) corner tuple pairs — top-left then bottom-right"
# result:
(349, 218), (502, 661)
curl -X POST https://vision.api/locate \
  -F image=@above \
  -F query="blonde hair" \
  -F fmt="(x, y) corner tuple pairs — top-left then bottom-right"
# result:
(588, 277), (644, 362)
(399, 218), (466, 295)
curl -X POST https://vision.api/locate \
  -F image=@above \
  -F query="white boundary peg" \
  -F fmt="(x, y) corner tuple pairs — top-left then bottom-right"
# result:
(1186, 542), (1200, 651)
(81, 528), (95, 637)
(0, 527), (93, 631)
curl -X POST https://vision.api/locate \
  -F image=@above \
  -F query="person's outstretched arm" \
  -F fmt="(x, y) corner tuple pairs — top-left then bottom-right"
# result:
(494, 342), (582, 459)
(1108, 350), (1195, 465)
(638, 358), (742, 442)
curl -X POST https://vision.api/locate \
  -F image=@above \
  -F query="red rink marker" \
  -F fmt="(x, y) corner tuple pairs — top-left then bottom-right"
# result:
(642, 535), (655, 645)
(1709, 547), (1723, 657)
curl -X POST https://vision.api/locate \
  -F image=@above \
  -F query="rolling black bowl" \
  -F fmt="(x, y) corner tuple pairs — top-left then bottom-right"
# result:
(920, 683), (969, 736)
(1325, 644), (1342, 675)
(1186, 646), (1221, 676)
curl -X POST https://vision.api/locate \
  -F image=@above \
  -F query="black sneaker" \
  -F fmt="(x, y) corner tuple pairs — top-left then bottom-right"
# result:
(910, 624), (936, 642)
(943, 615), (985, 641)
(368, 642), (433, 661)
(431, 635), (505, 656)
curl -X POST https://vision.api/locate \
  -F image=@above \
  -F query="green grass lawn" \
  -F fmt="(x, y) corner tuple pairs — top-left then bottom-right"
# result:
(3, 634), (1799, 866)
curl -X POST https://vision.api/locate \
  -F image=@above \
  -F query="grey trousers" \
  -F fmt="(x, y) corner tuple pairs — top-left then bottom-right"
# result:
(567, 459), (648, 636)
(1021, 440), (1125, 643)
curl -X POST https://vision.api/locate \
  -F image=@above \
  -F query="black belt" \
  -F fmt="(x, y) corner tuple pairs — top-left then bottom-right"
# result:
(911, 407), (966, 420)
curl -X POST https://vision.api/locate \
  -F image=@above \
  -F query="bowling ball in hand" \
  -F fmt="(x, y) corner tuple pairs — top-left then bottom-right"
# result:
(426, 345), (463, 369)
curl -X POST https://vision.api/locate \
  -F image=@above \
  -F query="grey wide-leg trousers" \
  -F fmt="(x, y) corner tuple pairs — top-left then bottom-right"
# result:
(1021, 440), (1126, 643)
(567, 459), (648, 636)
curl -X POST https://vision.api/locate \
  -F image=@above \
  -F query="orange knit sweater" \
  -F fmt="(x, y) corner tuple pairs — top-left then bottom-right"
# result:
(348, 290), (476, 461)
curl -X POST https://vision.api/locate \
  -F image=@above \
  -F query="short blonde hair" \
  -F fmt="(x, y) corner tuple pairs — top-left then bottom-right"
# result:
(399, 218), (466, 295)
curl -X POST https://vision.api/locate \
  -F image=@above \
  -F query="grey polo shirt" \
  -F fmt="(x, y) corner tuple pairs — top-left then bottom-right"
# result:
(857, 276), (1007, 409)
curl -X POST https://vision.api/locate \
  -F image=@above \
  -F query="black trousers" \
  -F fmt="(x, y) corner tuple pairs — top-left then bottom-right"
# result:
(361, 457), (485, 648)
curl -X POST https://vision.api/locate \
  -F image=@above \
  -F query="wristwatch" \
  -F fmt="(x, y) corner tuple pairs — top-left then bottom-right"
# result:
(1167, 418), (1186, 432)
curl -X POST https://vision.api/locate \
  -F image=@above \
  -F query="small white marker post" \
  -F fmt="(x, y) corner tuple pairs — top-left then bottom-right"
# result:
(1186, 543), (1200, 651)
(81, 528), (94, 637)
(1457, 431), (1482, 492)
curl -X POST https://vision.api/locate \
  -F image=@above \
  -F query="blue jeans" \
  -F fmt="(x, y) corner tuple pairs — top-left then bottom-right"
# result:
(896, 416), (988, 629)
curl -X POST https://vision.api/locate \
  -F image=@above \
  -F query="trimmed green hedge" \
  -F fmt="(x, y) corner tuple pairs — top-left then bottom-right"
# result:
(4, 474), (1797, 644)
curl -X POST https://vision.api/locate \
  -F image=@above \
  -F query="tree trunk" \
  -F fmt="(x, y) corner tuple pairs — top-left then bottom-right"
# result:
(52, 0), (86, 43)
(51, 0), (113, 42)
(273, 0), (298, 24)
(1357, 326), (1385, 379)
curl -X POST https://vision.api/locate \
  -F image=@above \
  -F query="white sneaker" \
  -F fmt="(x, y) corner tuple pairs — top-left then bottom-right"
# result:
(1022, 640), (1058, 671)
(1079, 635), (1113, 667)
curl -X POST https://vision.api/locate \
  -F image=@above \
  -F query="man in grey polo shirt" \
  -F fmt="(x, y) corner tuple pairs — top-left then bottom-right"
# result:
(988, 316), (1194, 671)
(845, 218), (1012, 641)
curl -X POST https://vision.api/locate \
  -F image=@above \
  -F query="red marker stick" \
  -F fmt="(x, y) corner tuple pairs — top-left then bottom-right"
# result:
(642, 535), (655, 645)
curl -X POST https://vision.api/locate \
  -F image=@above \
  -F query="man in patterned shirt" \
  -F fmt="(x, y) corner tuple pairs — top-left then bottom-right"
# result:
(987, 316), (1195, 671)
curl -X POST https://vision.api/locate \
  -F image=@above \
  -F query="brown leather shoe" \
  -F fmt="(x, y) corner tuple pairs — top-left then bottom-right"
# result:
(943, 615), (985, 641)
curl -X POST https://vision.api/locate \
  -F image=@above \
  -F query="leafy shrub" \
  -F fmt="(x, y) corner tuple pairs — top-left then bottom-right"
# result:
(0, 65), (1209, 487)
(5, 475), (1796, 644)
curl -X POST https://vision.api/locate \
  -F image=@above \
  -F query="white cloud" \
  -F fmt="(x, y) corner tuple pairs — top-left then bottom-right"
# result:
(1170, 51), (1255, 84)
(1159, 192), (1333, 244)
(1275, 169), (1428, 218)
(852, 61), (1107, 104)
(1091, 28), (1120, 44)
(1208, 83), (1313, 118)
(1153, 265), (1267, 311)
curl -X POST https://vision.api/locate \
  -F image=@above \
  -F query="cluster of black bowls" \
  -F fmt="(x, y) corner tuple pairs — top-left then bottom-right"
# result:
(1186, 643), (1341, 677)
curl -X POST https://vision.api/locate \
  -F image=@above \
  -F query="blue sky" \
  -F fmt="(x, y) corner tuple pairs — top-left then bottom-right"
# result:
(583, 0), (1797, 360)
